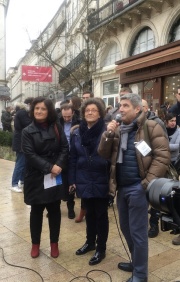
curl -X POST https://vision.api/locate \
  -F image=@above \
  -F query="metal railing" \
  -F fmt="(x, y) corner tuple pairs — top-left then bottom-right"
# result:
(88, 0), (139, 30)
(59, 49), (87, 83)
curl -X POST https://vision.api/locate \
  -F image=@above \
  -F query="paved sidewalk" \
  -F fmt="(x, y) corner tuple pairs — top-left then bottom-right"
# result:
(0, 158), (180, 281)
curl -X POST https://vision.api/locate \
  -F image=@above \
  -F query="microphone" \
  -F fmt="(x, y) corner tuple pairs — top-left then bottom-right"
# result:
(108, 114), (121, 136)
(115, 114), (122, 123)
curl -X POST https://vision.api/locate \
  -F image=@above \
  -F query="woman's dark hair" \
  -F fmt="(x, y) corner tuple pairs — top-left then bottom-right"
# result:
(81, 98), (106, 119)
(164, 112), (176, 122)
(29, 96), (57, 123)
(71, 96), (82, 110)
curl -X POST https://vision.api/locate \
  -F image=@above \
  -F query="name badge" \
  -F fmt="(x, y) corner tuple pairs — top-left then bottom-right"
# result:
(135, 140), (151, 157)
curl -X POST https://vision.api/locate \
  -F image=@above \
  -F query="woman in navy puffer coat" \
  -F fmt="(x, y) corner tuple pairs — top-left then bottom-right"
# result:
(68, 98), (110, 266)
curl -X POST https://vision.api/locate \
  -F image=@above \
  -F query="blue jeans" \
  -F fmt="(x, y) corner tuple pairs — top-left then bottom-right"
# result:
(12, 152), (26, 187)
(117, 182), (148, 279)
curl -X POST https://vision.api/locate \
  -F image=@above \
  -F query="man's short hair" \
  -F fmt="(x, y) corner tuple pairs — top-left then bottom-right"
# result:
(120, 87), (132, 94)
(82, 91), (94, 97)
(120, 93), (142, 109)
(60, 103), (74, 112)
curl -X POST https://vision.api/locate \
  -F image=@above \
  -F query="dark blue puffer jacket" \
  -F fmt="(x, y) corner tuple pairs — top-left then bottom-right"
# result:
(68, 126), (110, 198)
(116, 129), (141, 187)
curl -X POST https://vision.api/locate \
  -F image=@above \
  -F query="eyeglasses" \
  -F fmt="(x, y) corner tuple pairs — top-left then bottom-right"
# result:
(85, 109), (99, 113)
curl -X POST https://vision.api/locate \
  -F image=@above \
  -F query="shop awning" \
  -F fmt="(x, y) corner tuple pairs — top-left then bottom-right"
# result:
(116, 44), (180, 74)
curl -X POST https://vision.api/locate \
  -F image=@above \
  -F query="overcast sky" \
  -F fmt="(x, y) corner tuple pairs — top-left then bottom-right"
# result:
(6, 0), (63, 70)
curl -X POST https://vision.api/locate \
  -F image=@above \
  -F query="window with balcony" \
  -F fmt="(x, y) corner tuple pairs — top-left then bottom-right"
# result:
(130, 27), (155, 56)
(101, 42), (121, 67)
(169, 18), (180, 42)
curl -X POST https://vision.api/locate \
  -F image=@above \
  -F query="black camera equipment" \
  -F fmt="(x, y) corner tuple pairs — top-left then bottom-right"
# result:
(147, 178), (180, 232)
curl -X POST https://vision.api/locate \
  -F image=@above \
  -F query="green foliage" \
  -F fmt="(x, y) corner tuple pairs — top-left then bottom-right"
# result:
(0, 130), (13, 146)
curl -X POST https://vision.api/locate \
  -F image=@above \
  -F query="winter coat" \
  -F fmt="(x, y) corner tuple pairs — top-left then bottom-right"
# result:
(68, 122), (110, 199)
(12, 103), (32, 152)
(168, 128), (180, 162)
(1, 110), (12, 130)
(98, 111), (171, 197)
(22, 120), (69, 205)
(59, 113), (80, 200)
(147, 110), (167, 135)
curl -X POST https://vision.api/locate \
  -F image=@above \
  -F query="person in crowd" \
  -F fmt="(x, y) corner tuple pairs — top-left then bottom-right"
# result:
(160, 101), (171, 116)
(73, 91), (94, 223)
(148, 113), (180, 240)
(11, 97), (34, 193)
(59, 103), (80, 219)
(142, 99), (168, 238)
(82, 90), (94, 100)
(69, 96), (82, 120)
(115, 96), (120, 108)
(105, 86), (132, 122)
(169, 88), (180, 126)
(106, 105), (113, 113)
(165, 112), (180, 246)
(68, 98), (110, 265)
(1, 106), (13, 132)
(165, 113), (180, 166)
(98, 93), (170, 282)
(22, 97), (69, 258)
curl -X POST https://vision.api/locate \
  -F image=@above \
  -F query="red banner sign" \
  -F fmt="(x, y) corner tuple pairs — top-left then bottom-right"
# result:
(22, 65), (52, 82)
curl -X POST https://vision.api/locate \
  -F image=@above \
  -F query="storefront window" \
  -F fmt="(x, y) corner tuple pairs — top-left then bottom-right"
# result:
(164, 74), (180, 106)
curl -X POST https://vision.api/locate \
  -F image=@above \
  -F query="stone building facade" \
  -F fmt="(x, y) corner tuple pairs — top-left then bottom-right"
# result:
(6, 0), (180, 111)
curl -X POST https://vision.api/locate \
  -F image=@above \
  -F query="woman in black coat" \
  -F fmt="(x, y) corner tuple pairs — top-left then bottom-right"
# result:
(22, 97), (69, 259)
(68, 98), (110, 266)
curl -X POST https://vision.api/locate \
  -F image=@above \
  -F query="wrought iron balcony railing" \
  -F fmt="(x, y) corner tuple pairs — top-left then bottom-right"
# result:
(88, 0), (139, 31)
(59, 49), (87, 83)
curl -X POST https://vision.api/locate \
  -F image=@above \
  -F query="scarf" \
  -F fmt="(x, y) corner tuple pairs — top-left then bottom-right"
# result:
(166, 126), (177, 138)
(117, 121), (136, 163)
(79, 118), (105, 154)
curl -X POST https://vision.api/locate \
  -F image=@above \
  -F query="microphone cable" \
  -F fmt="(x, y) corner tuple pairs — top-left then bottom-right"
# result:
(112, 203), (132, 262)
(0, 247), (44, 282)
(69, 269), (112, 282)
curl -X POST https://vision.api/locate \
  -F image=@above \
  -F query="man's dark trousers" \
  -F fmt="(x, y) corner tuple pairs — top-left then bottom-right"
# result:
(117, 182), (148, 279)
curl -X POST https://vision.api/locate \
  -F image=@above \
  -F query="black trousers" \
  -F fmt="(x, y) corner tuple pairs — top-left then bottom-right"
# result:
(83, 198), (109, 252)
(30, 200), (61, 244)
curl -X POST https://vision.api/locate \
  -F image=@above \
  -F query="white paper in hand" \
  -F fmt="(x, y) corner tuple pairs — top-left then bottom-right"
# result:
(44, 173), (62, 189)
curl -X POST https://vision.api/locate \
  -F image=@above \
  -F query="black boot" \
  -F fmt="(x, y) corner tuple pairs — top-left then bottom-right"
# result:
(67, 200), (75, 219)
(148, 225), (159, 238)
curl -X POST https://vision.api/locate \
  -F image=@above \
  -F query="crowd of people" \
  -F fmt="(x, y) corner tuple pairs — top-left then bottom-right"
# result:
(1, 87), (180, 282)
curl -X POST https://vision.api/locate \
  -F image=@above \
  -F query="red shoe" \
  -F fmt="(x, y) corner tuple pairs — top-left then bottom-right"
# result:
(75, 209), (86, 223)
(31, 244), (40, 258)
(50, 243), (59, 258)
